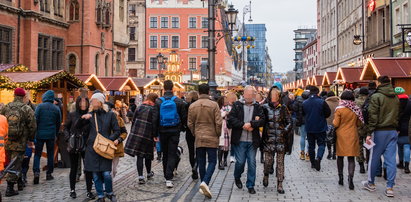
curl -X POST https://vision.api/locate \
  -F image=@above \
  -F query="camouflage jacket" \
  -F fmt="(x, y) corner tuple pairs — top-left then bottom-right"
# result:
(0, 97), (37, 151)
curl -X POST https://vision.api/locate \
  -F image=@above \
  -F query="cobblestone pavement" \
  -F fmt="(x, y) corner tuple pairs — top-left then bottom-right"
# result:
(3, 130), (411, 202)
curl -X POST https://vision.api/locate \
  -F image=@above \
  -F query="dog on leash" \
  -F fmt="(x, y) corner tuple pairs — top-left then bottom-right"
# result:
(173, 146), (184, 176)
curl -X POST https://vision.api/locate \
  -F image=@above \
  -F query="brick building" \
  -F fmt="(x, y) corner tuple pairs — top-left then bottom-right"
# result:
(302, 36), (318, 78)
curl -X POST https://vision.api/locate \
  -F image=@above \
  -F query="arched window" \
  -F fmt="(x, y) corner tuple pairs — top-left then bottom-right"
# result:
(105, 54), (109, 76)
(69, 1), (80, 21)
(95, 53), (99, 76)
(68, 54), (76, 74)
(105, 7), (110, 25)
(96, 3), (102, 24)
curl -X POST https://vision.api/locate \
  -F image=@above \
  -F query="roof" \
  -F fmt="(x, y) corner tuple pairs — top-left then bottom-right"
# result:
(132, 78), (157, 88)
(99, 77), (138, 91)
(75, 74), (107, 91)
(361, 58), (411, 80)
(336, 67), (364, 83)
(0, 64), (16, 72)
(322, 72), (337, 86)
(0, 64), (29, 73)
(311, 75), (323, 86)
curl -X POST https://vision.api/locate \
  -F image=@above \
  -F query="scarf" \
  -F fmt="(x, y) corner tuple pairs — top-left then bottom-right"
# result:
(337, 100), (364, 123)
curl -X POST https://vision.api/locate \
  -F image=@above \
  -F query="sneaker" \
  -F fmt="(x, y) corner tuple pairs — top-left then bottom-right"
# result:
(305, 153), (310, 161)
(362, 181), (376, 192)
(96, 198), (105, 202)
(70, 190), (77, 199)
(199, 188), (204, 195)
(199, 182), (212, 198)
(166, 180), (174, 188)
(87, 192), (96, 200)
(385, 188), (394, 197)
(230, 156), (236, 163)
(299, 151), (305, 160)
(147, 171), (155, 180)
(139, 176), (146, 184)
(107, 194), (117, 202)
(46, 174), (54, 181)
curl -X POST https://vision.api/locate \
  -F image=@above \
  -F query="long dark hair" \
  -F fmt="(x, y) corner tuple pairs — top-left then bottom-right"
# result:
(267, 86), (282, 104)
(75, 96), (90, 114)
(217, 96), (225, 109)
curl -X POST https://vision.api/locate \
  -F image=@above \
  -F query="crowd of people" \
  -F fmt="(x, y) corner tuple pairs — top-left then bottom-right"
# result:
(0, 75), (409, 200)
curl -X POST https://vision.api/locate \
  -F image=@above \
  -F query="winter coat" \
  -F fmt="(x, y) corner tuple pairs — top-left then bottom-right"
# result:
(292, 96), (305, 127)
(155, 91), (187, 134)
(325, 96), (340, 125)
(188, 95), (222, 148)
(333, 107), (362, 156)
(262, 103), (292, 154)
(35, 90), (62, 140)
(397, 95), (411, 137)
(303, 94), (331, 133)
(355, 95), (368, 137)
(219, 105), (233, 149)
(78, 107), (120, 172)
(367, 84), (400, 133)
(125, 104), (158, 159)
(114, 115), (128, 157)
(228, 100), (265, 149)
(63, 105), (89, 153)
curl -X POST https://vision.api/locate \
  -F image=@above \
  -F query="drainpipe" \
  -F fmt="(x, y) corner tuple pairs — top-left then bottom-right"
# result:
(112, 1), (115, 76)
(144, 2), (146, 78)
(389, 0), (393, 57)
(81, 0), (84, 73)
(17, 0), (21, 63)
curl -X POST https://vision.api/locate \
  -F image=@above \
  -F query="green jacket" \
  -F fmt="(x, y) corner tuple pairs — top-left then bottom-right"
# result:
(355, 95), (367, 137)
(0, 97), (37, 151)
(367, 84), (399, 133)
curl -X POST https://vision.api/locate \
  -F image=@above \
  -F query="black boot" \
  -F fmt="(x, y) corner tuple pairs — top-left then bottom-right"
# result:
(17, 177), (24, 191)
(348, 176), (354, 190)
(223, 151), (228, 167)
(5, 182), (18, 197)
(359, 162), (366, 174)
(277, 181), (285, 194)
(260, 151), (264, 164)
(397, 160), (404, 169)
(405, 162), (410, 174)
(338, 174), (343, 186)
(326, 145), (332, 160)
(157, 152), (162, 161)
(263, 175), (269, 187)
(218, 149), (224, 170)
(315, 159), (321, 171)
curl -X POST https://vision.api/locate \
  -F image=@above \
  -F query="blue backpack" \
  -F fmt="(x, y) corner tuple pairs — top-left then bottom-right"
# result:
(159, 96), (180, 127)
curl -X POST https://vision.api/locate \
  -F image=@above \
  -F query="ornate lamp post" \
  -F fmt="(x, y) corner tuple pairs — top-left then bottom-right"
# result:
(156, 53), (166, 80)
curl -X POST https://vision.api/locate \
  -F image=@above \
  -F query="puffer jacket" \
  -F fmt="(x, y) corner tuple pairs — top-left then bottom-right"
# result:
(367, 83), (400, 133)
(262, 102), (292, 154)
(325, 96), (340, 125)
(35, 90), (62, 140)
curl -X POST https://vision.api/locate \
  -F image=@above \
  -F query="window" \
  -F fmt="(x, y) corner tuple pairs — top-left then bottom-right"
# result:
(96, 4), (102, 24)
(119, 0), (124, 21)
(38, 35), (50, 70)
(51, 37), (63, 70)
(0, 26), (12, 64)
(189, 17), (197, 28)
(68, 54), (76, 74)
(201, 17), (208, 28)
(116, 52), (121, 72)
(201, 36), (208, 48)
(95, 53), (99, 75)
(172, 17), (179, 28)
(129, 4), (136, 16)
(53, 0), (61, 16)
(161, 36), (168, 48)
(105, 6), (110, 26)
(161, 17), (169, 28)
(40, 0), (50, 12)
(189, 57), (196, 70)
(128, 48), (136, 61)
(404, 3), (409, 24)
(69, 1), (80, 21)
(150, 17), (158, 28)
(129, 27), (135, 41)
(172, 36), (179, 48)
(150, 36), (157, 48)
(105, 55), (109, 76)
(150, 57), (158, 70)
(189, 36), (196, 48)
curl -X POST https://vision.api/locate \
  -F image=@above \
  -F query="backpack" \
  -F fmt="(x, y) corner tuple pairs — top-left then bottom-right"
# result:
(362, 92), (376, 125)
(67, 132), (85, 154)
(5, 104), (24, 141)
(159, 96), (180, 127)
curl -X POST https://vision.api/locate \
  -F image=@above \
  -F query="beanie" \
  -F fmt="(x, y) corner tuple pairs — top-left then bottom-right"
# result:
(395, 87), (405, 95)
(14, 88), (26, 97)
(90, 92), (106, 105)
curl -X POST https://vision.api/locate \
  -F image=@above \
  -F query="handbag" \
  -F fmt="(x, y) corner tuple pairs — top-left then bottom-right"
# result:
(67, 120), (85, 154)
(92, 114), (117, 160)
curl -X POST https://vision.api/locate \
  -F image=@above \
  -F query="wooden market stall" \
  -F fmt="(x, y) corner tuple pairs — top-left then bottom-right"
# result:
(75, 74), (107, 96)
(334, 67), (369, 95)
(360, 57), (411, 94)
(321, 72), (337, 92)
(0, 64), (31, 103)
(134, 78), (163, 96)
(310, 75), (324, 90)
(99, 77), (140, 104)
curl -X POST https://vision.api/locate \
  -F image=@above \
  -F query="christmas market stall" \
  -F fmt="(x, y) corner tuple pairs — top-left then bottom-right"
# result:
(321, 72), (337, 92)
(310, 75), (324, 90)
(133, 78), (163, 96)
(334, 67), (368, 95)
(75, 74), (107, 96)
(99, 77), (140, 105)
(360, 57), (411, 94)
(0, 64), (31, 103)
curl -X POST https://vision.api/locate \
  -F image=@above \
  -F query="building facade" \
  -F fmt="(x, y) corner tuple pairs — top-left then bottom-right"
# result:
(319, 0), (338, 73)
(0, 0), (128, 76)
(293, 28), (316, 80)
(126, 0), (146, 78)
(337, 0), (364, 67)
(245, 24), (266, 85)
(391, 0), (411, 57)
(302, 36), (318, 78)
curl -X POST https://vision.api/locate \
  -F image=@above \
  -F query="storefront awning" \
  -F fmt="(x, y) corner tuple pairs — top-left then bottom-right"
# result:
(336, 67), (364, 83)
(322, 72), (337, 86)
(99, 77), (139, 92)
(75, 74), (107, 91)
(360, 58), (411, 80)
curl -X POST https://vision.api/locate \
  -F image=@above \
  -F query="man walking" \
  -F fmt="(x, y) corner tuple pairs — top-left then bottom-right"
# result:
(362, 76), (399, 197)
(156, 80), (187, 188)
(228, 86), (265, 194)
(303, 85), (331, 171)
(0, 88), (36, 196)
(188, 84), (222, 198)
(33, 90), (61, 184)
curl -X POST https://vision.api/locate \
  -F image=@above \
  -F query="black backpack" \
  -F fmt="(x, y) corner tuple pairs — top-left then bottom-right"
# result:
(362, 92), (376, 125)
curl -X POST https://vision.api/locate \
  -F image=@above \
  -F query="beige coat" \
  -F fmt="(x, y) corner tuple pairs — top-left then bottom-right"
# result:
(333, 107), (362, 157)
(188, 95), (222, 148)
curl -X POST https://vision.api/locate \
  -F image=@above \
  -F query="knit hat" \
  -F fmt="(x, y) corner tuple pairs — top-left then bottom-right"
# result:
(359, 87), (369, 95)
(90, 92), (106, 104)
(14, 88), (26, 97)
(273, 82), (283, 92)
(395, 87), (405, 95)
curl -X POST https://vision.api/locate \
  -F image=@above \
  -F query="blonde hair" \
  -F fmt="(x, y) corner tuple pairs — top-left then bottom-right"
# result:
(185, 91), (199, 103)
(226, 92), (238, 102)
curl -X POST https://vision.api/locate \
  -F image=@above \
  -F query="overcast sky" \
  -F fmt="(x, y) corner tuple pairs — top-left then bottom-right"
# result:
(229, 0), (317, 73)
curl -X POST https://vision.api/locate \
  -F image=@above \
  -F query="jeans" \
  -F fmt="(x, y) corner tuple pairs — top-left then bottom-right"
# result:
(93, 171), (113, 199)
(160, 132), (180, 180)
(397, 136), (410, 163)
(33, 139), (55, 174)
(196, 147), (217, 185)
(299, 125), (308, 152)
(69, 152), (93, 192)
(368, 130), (398, 188)
(233, 142), (257, 189)
(307, 132), (326, 163)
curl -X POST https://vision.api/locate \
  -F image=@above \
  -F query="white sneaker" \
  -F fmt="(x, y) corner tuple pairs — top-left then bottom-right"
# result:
(200, 182), (212, 198)
(230, 156), (236, 163)
(166, 180), (174, 188)
(199, 188), (204, 195)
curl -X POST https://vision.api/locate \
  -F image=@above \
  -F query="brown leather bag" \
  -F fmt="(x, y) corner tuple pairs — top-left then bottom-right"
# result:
(93, 115), (117, 160)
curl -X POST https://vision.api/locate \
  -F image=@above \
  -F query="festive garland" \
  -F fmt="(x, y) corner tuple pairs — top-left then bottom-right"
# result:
(3, 65), (29, 73)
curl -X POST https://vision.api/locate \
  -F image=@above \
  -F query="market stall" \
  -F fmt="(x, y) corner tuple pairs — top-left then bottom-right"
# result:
(75, 74), (107, 97)
(100, 77), (139, 105)
(321, 72), (337, 92)
(334, 67), (369, 95)
(310, 75), (324, 90)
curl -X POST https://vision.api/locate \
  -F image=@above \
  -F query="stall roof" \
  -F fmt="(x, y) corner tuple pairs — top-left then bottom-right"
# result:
(0, 64), (29, 72)
(75, 74), (107, 91)
(99, 77), (139, 91)
(311, 75), (323, 86)
(322, 72), (337, 86)
(133, 78), (156, 88)
(336, 67), (364, 83)
(361, 58), (411, 80)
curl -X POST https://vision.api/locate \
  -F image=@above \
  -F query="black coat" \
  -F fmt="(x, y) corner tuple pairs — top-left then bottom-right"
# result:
(78, 109), (120, 172)
(398, 97), (411, 137)
(228, 101), (265, 149)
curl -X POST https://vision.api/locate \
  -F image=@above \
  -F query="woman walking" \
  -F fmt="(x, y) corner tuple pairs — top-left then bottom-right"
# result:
(64, 97), (96, 199)
(333, 90), (363, 190)
(124, 93), (159, 184)
(79, 92), (120, 202)
(217, 96), (230, 170)
(112, 102), (129, 178)
(262, 86), (292, 194)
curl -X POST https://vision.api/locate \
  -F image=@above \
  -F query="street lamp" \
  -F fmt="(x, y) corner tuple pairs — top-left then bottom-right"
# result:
(353, 35), (362, 45)
(156, 53), (166, 80)
(226, 5), (238, 32)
